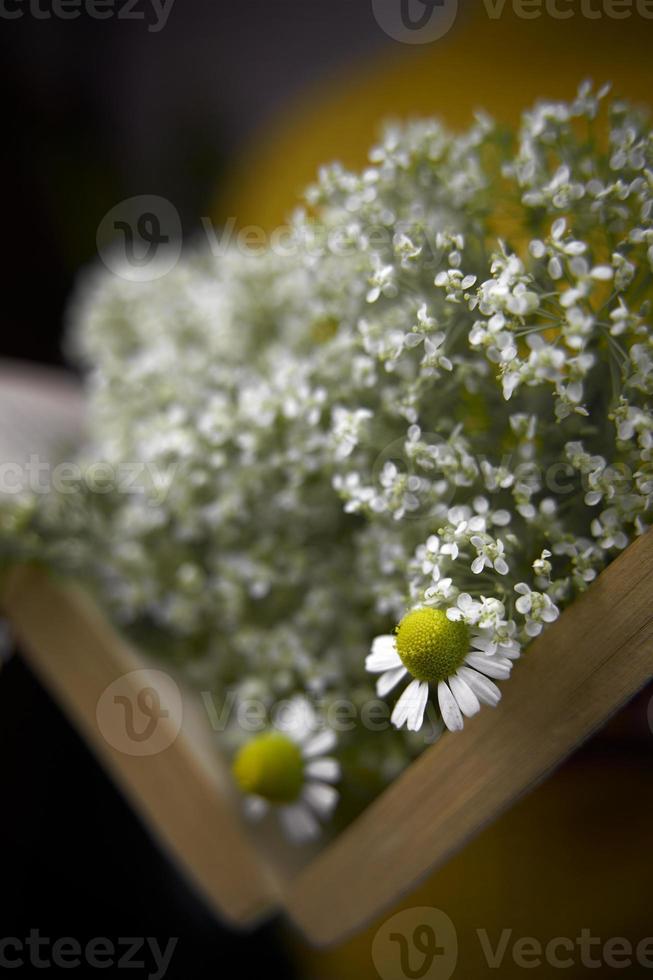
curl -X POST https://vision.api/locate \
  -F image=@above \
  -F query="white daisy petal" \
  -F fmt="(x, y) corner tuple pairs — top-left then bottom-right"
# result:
(366, 636), (402, 672)
(391, 678), (423, 730)
(372, 634), (398, 655)
(458, 666), (501, 707)
(406, 681), (429, 732)
(437, 681), (464, 732)
(376, 665), (408, 697)
(302, 729), (336, 758)
(305, 757), (340, 783)
(465, 653), (512, 679)
(276, 695), (317, 745)
(302, 781), (339, 817)
(448, 673), (480, 718)
(279, 802), (321, 843)
(243, 796), (269, 821)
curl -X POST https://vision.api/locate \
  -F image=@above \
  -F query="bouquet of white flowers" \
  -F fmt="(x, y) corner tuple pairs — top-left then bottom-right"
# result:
(2, 82), (652, 844)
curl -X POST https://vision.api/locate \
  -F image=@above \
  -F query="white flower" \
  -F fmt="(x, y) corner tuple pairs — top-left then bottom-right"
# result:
(446, 593), (521, 658)
(367, 607), (518, 734)
(532, 549), (552, 578)
(439, 507), (485, 561)
(423, 572), (455, 603)
(514, 583), (560, 636)
(330, 406), (373, 460)
(367, 262), (396, 303)
(232, 697), (340, 843)
(470, 535), (510, 575)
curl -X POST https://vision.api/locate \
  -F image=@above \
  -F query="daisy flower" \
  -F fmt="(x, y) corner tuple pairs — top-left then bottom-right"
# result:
(231, 698), (340, 843)
(514, 583), (560, 636)
(366, 606), (518, 733)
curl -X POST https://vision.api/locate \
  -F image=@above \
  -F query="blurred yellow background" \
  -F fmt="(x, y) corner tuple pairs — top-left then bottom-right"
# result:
(287, 715), (653, 978)
(218, 3), (653, 231)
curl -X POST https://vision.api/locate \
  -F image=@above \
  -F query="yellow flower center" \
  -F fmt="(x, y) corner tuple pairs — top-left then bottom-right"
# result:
(232, 732), (304, 804)
(395, 608), (470, 683)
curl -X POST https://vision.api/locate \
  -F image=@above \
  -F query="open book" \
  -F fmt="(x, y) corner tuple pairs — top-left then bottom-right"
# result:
(0, 360), (85, 466)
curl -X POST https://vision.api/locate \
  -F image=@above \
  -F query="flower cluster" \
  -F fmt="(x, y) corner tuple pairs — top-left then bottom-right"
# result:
(2, 84), (651, 841)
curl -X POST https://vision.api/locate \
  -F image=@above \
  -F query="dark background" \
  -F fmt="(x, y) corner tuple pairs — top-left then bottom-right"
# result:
(0, 654), (297, 978)
(0, 0), (390, 367)
(0, 2), (389, 975)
